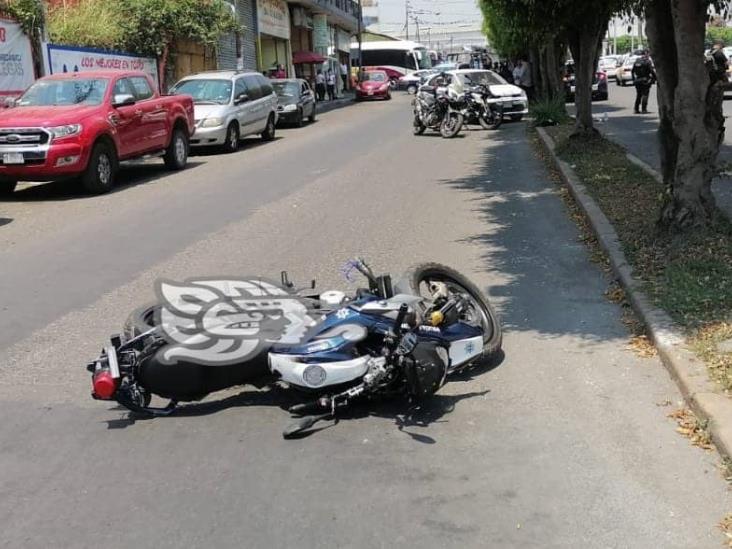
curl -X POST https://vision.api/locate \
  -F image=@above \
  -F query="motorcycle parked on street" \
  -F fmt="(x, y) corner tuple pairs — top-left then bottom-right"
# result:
(455, 84), (504, 130)
(413, 84), (465, 138)
(86, 260), (502, 438)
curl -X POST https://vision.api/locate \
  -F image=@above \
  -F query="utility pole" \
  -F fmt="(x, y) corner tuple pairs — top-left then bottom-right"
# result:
(405, 1), (410, 41)
(357, 0), (363, 80)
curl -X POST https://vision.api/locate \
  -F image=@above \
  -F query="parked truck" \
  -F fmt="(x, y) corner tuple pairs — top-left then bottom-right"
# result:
(0, 70), (195, 195)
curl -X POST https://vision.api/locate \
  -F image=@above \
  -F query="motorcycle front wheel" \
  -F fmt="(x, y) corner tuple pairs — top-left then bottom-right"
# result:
(440, 112), (464, 138)
(479, 104), (504, 130)
(413, 115), (426, 135)
(395, 263), (502, 367)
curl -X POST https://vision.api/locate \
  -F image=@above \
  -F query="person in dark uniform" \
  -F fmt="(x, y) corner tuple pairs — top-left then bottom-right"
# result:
(707, 39), (729, 146)
(631, 49), (656, 114)
(707, 39), (729, 85)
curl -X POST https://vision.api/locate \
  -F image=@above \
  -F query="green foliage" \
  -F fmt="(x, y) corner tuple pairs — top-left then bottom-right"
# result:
(530, 96), (570, 126)
(0, 0), (43, 39)
(612, 35), (647, 54)
(47, 0), (122, 49)
(46, 0), (240, 55)
(706, 26), (732, 48)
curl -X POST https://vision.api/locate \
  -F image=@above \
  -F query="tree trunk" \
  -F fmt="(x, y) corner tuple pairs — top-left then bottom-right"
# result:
(157, 41), (170, 94)
(568, 19), (605, 137)
(646, 0), (720, 230)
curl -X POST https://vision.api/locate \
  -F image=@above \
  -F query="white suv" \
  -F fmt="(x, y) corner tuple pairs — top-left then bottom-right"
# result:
(172, 70), (279, 153)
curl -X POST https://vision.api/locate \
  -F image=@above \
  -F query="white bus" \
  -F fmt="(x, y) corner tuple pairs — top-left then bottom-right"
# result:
(350, 40), (432, 78)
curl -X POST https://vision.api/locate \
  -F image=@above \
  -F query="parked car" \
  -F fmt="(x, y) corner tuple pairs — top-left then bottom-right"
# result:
(355, 70), (392, 101)
(563, 61), (609, 101)
(272, 78), (316, 127)
(616, 56), (639, 86)
(171, 70), (278, 154)
(599, 55), (620, 79)
(398, 69), (436, 94)
(425, 69), (529, 121)
(0, 70), (194, 195)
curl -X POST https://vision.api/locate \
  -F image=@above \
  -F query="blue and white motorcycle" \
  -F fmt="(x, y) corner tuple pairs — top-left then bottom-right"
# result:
(86, 260), (502, 437)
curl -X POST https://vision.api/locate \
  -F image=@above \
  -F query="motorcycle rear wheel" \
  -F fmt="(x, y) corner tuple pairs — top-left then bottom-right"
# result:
(440, 113), (463, 138)
(395, 263), (502, 364)
(479, 104), (504, 130)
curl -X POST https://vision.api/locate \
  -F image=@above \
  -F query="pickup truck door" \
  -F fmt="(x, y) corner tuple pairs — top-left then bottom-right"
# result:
(110, 77), (144, 158)
(129, 76), (168, 152)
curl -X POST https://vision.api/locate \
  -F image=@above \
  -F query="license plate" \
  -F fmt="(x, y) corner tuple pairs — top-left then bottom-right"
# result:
(367, 91), (374, 96)
(3, 152), (24, 164)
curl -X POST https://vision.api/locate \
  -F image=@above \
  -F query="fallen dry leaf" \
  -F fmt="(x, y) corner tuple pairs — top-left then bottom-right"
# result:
(626, 335), (658, 358)
(668, 408), (713, 450)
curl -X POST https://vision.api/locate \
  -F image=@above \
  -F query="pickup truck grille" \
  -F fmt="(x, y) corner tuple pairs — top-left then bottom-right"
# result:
(0, 128), (50, 146)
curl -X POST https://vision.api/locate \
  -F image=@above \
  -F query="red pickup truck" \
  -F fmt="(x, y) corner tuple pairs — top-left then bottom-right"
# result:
(0, 70), (195, 194)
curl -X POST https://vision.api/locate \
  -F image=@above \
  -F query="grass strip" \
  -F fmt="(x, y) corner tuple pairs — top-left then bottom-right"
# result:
(545, 124), (732, 391)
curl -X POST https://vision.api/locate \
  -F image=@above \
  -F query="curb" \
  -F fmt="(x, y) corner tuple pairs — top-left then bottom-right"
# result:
(316, 93), (356, 115)
(536, 126), (732, 459)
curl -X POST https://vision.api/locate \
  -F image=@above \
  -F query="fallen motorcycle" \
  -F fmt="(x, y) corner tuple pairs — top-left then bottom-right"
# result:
(86, 260), (502, 437)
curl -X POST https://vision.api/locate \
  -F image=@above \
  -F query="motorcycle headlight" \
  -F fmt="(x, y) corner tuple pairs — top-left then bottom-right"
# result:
(303, 365), (327, 386)
(283, 104), (297, 112)
(200, 117), (224, 128)
(47, 124), (82, 140)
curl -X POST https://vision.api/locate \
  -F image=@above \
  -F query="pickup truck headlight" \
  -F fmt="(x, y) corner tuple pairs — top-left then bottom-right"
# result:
(47, 124), (82, 140)
(200, 117), (224, 128)
(282, 104), (297, 112)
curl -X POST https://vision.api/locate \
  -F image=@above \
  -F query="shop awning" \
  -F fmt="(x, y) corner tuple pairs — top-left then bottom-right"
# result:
(292, 51), (327, 65)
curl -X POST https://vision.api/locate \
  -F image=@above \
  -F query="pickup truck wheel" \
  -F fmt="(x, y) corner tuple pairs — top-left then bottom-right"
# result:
(222, 123), (240, 153)
(82, 143), (117, 194)
(164, 127), (189, 170)
(261, 114), (276, 141)
(0, 180), (17, 195)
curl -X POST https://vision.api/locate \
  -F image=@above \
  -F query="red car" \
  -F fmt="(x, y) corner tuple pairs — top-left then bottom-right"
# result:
(0, 70), (195, 195)
(355, 71), (392, 101)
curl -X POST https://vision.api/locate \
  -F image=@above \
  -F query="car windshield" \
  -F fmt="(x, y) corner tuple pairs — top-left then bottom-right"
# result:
(363, 72), (386, 82)
(172, 79), (232, 105)
(457, 71), (506, 87)
(17, 78), (109, 106)
(600, 57), (617, 67)
(272, 81), (300, 97)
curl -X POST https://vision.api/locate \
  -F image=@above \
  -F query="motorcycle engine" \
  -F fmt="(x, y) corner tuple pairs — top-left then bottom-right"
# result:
(404, 341), (449, 398)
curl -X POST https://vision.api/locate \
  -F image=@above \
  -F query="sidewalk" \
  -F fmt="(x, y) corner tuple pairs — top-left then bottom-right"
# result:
(315, 91), (356, 115)
(581, 86), (732, 220)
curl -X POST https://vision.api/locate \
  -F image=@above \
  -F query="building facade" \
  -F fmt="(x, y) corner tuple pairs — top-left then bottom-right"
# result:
(218, 0), (259, 71)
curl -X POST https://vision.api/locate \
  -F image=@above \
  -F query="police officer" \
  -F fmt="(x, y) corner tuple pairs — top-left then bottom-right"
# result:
(631, 49), (656, 114)
(708, 39), (729, 85)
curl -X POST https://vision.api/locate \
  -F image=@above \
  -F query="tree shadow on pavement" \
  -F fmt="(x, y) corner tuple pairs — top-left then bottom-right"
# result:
(440, 124), (634, 345)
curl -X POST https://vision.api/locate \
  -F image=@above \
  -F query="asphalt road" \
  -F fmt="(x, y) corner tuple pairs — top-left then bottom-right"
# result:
(0, 95), (729, 548)
(590, 81), (732, 219)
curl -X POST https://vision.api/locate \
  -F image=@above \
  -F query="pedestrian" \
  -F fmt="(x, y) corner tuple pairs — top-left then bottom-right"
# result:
(517, 59), (533, 101)
(631, 49), (656, 114)
(512, 61), (523, 86)
(315, 70), (326, 101)
(340, 61), (349, 91)
(499, 62), (513, 83)
(326, 70), (336, 101)
(706, 39), (728, 144)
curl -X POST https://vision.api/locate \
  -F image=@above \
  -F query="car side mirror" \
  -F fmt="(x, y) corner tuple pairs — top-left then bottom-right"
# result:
(234, 93), (249, 105)
(113, 94), (136, 107)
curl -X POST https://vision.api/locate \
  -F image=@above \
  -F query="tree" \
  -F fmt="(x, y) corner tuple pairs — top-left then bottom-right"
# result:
(480, 0), (630, 136)
(641, 0), (728, 229)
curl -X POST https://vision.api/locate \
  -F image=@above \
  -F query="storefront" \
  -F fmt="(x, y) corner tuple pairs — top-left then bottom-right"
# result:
(290, 5), (315, 83)
(335, 27), (352, 91)
(257, 0), (292, 77)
